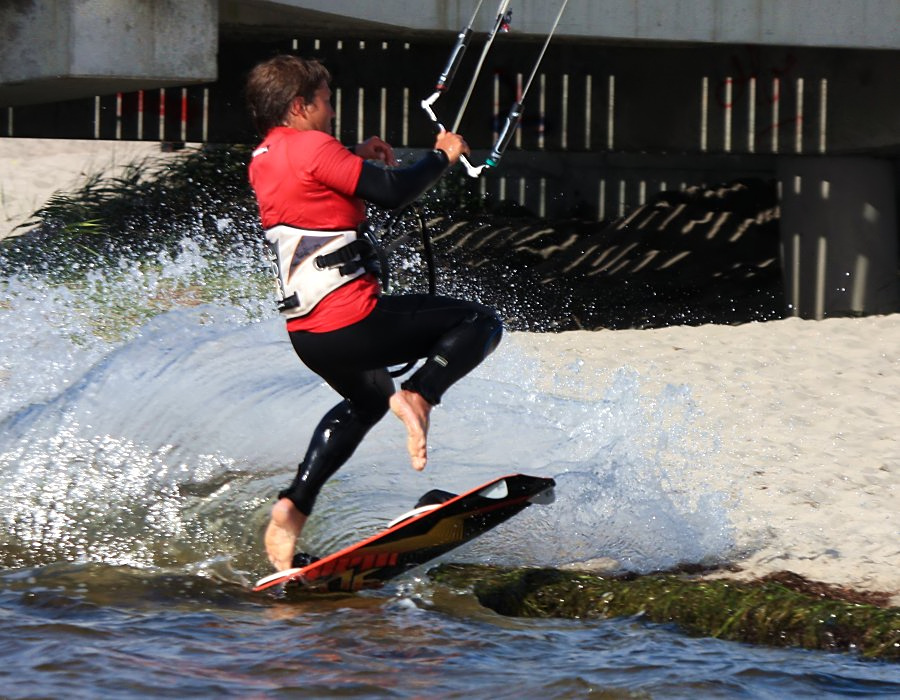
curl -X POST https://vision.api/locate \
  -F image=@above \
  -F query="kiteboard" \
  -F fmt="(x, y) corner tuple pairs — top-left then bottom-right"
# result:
(253, 472), (555, 593)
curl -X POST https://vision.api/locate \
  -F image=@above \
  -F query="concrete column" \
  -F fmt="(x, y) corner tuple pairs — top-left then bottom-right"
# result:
(0, 0), (217, 106)
(778, 157), (899, 319)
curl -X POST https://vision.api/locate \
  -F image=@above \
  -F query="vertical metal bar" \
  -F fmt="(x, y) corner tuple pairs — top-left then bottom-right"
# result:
(180, 87), (188, 142)
(818, 78), (828, 154)
(815, 234), (827, 319)
(788, 175), (801, 315)
(747, 77), (756, 153)
(771, 77), (780, 153)
(700, 76), (708, 152)
(584, 74), (592, 149)
(607, 75), (615, 150)
(538, 73), (546, 150)
(115, 92), (123, 140)
(493, 73), (501, 141)
(515, 73), (522, 149)
(357, 87), (365, 141)
(158, 88), (166, 141)
(723, 76), (732, 152)
(137, 90), (145, 140)
(794, 77), (804, 153)
(402, 86), (409, 146)
(851, 254), (868, 313)
(202, 87), (209, 143)
(789, 230), (800, 316)
(380, 86), (387, 139)
(598, 179), (606, 221)
(335, 87), (343, 141)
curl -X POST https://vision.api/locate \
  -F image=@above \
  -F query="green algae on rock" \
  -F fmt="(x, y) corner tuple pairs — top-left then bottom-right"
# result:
(429, 564), (900, 661)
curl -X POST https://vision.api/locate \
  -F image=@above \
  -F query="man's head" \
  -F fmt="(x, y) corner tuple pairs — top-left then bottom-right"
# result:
(245, 55), (332, 136)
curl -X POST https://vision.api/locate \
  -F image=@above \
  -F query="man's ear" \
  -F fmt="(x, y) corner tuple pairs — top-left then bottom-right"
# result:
(289, 96), (306, 116)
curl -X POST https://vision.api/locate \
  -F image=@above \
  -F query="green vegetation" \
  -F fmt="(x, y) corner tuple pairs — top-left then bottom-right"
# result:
(0, 145), (260, 279)
(0, 144), (496, 338)
(1, 144), (488, 277)
(430, 564), (900, 661)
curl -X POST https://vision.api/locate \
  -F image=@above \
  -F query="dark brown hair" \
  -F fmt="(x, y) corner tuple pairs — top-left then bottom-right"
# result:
(245, 55), (331, 136)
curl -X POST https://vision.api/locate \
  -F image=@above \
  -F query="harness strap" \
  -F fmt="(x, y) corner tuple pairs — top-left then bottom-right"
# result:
(316, 238), (380, 277)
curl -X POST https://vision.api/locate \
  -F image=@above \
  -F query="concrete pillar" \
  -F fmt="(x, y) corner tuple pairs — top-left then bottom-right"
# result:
(0, 0), (217, 106)
(778, 157), (899, 319)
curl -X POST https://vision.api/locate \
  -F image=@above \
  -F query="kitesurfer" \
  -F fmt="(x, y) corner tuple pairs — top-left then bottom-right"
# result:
(245, 55), (502, 571)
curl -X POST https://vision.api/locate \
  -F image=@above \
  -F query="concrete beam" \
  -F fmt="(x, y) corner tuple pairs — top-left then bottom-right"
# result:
(0, 0), (218, 107)
(220, 0), (900, 50)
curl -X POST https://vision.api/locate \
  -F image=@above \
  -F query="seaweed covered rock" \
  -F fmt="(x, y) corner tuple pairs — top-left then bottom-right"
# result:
(430, 564), (900, 661)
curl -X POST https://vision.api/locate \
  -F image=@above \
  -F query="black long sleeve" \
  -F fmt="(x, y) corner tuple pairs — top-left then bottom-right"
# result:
(354, 149), (450, 211)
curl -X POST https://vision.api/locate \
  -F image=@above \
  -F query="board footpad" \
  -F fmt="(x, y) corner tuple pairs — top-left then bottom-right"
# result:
(415, 489), (457, 508)
(291, 552), (320, 568)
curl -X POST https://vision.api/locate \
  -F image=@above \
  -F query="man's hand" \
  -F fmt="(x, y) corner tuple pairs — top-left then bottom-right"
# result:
(433, 129), (470, 166)
(354, 136), (398, 166)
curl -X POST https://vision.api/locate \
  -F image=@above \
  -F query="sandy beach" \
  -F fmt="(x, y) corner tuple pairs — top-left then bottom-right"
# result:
(512, 319), (900, 605)
(2, 137), (898, 606)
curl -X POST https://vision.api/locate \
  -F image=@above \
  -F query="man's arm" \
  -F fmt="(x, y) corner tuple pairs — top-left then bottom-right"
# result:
(354, 150), (450, 211)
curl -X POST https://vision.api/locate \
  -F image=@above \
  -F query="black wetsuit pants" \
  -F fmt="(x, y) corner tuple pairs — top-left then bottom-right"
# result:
(278, 293), (502, 515)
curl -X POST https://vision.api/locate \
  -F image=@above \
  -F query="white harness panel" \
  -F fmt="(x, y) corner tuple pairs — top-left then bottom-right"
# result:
(264, 224), (366, 318)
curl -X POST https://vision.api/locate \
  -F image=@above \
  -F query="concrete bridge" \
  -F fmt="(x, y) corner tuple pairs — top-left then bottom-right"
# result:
(3, 1), (900, 106)
(2, 0), (898, 319)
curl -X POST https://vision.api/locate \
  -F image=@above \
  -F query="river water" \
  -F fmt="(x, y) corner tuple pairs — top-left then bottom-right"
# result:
(1, 230), (898, 698)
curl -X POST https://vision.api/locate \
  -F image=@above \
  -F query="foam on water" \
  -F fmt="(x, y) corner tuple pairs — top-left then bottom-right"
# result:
(427, 354), (736, 573)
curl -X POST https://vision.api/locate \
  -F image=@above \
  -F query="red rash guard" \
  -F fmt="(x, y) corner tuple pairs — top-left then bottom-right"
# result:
(248, 126), (380, 333)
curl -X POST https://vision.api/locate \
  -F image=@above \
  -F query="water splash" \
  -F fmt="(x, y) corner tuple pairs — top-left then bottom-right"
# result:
(1, 217), (738, 578)
(432, 358), (736, 573)
(0, 234), (271, 417)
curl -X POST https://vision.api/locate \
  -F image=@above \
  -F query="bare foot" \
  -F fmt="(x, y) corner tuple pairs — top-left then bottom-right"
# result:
(263, 498), (307, 571)
(389, 389), (432, 471)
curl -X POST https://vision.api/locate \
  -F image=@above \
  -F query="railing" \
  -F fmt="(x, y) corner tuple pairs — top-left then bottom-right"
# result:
(4, 36), (896, 219)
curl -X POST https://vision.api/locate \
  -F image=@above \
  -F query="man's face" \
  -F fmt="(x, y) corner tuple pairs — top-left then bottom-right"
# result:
(304, 82), (335, 134)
